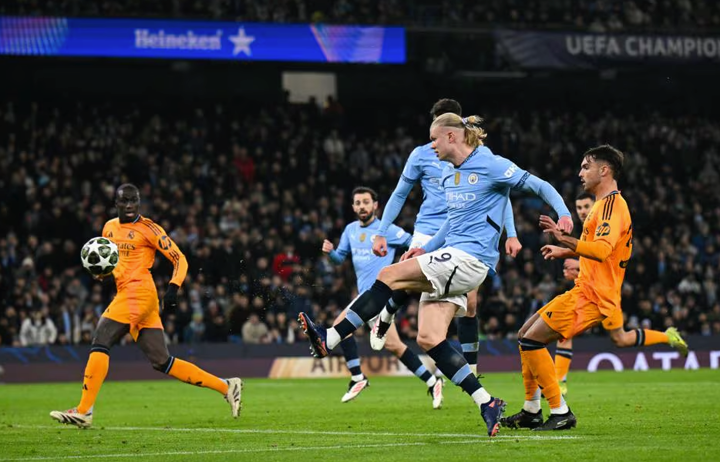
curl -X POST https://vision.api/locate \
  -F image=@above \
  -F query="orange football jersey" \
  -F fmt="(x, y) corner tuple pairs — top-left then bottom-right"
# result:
(575, 192), (633, 315)
(102, 216), (187, 291)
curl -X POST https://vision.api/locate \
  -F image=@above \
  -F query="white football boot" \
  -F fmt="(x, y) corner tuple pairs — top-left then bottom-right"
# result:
(428, 377), (445, 410)
(50, 408), (93, 428)
(341, 378), (369, 402)
(369, 314), (394, 351)
(225, 377), (244, 418)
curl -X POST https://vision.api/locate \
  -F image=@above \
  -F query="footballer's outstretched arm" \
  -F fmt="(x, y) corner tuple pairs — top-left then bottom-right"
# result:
(154, 230), (188, 287)
(378, 178), (415, 236)
(326, 227), (351, 264)
(421, 218), (449, 253)
(503, 197), (517, 238)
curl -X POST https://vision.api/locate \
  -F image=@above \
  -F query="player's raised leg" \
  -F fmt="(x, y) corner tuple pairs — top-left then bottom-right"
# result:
(136, 328), (243, 418)
(50, 317), (129, 428)
(383, 322), (443, 409)
(299, 257), (433, 358)
(606, 326), (689, 357)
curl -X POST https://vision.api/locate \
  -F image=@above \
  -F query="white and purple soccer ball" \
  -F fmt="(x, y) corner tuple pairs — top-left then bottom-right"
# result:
(80, 237), (119, 277)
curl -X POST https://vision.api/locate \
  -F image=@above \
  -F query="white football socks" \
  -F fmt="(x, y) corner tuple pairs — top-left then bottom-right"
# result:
(523, 399), (541, 413)
(523, 387), (542, 413)
(471, 387), (492, 407)
(327, 328), (341, 350)
(551, 395), (569, 415)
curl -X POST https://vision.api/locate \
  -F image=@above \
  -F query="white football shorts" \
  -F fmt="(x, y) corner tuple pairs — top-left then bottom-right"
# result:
(416, 246), (489, 316)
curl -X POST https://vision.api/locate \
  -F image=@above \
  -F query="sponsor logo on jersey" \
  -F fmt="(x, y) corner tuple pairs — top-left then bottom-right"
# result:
(447, 192), (477, 202)
(595, 222), (611, 237)
(503, 164), (519, 178)
(158, 235), (172, 250)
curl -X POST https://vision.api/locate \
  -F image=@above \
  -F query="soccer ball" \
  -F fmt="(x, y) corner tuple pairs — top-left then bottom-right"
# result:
(81, 237), (119, 277)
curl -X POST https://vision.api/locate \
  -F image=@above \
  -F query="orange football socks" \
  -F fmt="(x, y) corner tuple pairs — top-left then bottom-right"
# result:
(637, 329), (669, 346)
(77, 350), (110, 414)
(520, 340), (563, 410)
(554, 348), (573, 382)
(166, 357), (229, 395)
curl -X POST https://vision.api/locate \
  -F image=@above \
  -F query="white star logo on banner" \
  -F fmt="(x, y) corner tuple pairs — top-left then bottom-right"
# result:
(229, 27), (255, 56)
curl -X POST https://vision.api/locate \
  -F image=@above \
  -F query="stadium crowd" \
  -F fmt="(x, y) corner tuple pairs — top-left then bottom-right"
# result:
(0, 98), (719, 347)
(2, 0), (719, 31)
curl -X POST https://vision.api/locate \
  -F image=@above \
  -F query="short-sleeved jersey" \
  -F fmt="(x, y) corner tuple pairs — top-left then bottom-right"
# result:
(440, 146), (529, 269)
(575, 192), (633, 314)
(400, 143), (449, 235)
(333, 219), (412, 292)
(102, 216), (188, 291)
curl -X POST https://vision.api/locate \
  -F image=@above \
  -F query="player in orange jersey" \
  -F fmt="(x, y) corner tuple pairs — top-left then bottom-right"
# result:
(551, 194), (688, 396)
(50, 184), (242, 428)
(501, 145), (681, 431)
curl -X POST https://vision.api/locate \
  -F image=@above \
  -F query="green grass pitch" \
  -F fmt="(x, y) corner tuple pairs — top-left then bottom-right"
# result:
(0, 370), (718, 462)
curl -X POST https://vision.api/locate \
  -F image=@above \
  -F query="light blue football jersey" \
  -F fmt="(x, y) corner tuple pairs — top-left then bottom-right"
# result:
(398, 143), (449, 235)
(330, 218), (412, 292)
(439, 146), (547, 269)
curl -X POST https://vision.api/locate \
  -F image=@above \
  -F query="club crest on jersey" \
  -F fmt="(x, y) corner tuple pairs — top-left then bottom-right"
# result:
(158, 235), (172, 250)
(595, 222), (611, 237)
(128, 231), (135, 239)
(468, 173), (479, 185)
(454, 172), (461, 185)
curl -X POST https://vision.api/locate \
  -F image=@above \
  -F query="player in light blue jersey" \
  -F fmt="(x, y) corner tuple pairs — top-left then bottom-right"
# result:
(371, 99), (522, 374)
(298, 113), (572, 437)
(321, 187), (445, 408)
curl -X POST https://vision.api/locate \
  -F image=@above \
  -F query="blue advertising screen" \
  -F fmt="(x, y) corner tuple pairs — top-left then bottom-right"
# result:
(0, 16), (405, 64)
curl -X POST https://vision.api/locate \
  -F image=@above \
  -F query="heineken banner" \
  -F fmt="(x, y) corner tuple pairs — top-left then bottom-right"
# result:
(495, 29), (720, 69)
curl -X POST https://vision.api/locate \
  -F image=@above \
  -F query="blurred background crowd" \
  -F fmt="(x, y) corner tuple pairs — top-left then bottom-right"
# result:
(3, 0), (719, 30)
(1, 93), (719, 347)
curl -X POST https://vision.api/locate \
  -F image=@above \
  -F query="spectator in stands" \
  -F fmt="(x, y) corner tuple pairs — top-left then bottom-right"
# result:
(241, 313), (270, 344)
(19, 309), (57, 346)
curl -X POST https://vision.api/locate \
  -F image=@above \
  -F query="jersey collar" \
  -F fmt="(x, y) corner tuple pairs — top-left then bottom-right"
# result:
(457, 146), (481, 168)
(359, 216), (377, 228)
(600, 190), (619, 200)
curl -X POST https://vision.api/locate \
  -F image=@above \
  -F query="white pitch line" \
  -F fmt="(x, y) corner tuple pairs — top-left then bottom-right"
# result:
(9, 425), (581, 441)
(0, 437), (582, 462)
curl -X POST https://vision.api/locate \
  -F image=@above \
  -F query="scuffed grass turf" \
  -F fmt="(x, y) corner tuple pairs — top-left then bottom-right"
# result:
(0, 369), (718, 461)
